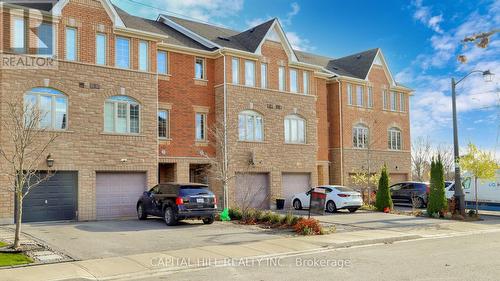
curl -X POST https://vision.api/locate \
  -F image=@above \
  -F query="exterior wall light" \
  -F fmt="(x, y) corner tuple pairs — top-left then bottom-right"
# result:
(46, 154), (54, 168)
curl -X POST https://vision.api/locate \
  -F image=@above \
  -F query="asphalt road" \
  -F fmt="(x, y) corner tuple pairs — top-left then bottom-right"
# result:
(134, 231), (500, 281)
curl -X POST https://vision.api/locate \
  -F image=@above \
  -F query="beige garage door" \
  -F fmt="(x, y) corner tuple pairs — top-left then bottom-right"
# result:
(282, 173), (311, 208)
(390, 173), (408, 185)
(96, 172), (147, 220)
(235, 173), (269, 209)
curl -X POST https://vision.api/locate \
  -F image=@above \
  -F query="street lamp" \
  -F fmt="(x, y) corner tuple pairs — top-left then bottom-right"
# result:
(451, 69), (494, 216)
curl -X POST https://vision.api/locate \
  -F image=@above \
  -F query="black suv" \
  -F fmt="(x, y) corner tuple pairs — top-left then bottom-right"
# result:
(136, 183), (217, 226)
(390, 181), (430, 208)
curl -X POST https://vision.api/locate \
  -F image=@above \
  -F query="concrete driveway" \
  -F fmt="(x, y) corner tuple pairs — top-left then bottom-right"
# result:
(16, 218), (292, 260)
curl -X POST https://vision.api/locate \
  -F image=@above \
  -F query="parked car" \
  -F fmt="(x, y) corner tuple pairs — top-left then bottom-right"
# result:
(292, 185), (363, 213)
(390, 181), (430, 208)
(136, 183), (217, 226)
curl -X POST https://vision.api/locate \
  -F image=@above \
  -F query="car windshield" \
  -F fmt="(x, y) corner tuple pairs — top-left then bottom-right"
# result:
(334, 186), (354, 192)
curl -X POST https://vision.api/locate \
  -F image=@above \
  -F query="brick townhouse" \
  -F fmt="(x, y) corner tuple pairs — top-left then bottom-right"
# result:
(0, 0), (412, 224)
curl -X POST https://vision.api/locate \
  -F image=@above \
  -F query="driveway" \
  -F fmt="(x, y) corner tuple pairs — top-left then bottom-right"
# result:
(15, 219), (292, 260)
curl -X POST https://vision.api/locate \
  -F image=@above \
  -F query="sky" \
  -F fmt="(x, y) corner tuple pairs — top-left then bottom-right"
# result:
(112, 0), (500, 158)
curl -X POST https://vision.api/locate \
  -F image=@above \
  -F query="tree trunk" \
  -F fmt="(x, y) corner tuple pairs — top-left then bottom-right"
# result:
(13, 191), (23, 250)
(475, 177), (479, 215)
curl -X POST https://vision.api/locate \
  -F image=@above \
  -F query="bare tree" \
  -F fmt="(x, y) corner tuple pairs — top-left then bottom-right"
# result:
(411, 137), (432, 181)
(436, 144), (455, 181)
(0, 97), (59, 250)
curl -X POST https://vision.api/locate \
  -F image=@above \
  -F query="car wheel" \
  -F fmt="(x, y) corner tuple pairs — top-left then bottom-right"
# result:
(348, 208), (358, 213)
(163, 206), (177, 226)
(137, 203), (147, 220)
(293, 199), (302, 210)
(326, 200), (337, 213)
(202, 216), (215, 224)
(413, 197), (424, 208)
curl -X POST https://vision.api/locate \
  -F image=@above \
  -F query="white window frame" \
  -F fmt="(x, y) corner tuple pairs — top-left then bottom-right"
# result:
(158, 109), (169, 139)
(232, 58), (239, 84)
(383, 89), (388, 110)
(390, 91), (397, 111)
(24, 88), (68, 130)
(138, 40), (149, 72)
(356, 85), (364, 106)
(65, 27), (77, 61)
(157, 50), (168, 74)
(353, 125), (369, 149)
(95, 33), (106, 65)
(284, 115), (306, 144)
(244, 60), (255, 87)
(367, 86), (373, 108)
(278, 66), (285, 91)
(238, 110), (264, 142)
(195, 112), (207, 141)
(303, 71), (309, 94)
(12, 17), (25, 51)
(388, 127), (402, 150)
(115, 36), (130, 69)
(399, 92), (405, 112)
(195, 57), (206, 80)
(260, 63), (267, 88)
(347, 83), (353, 105)
(289, 69), (298, 93)
(104, 96), (140, 134)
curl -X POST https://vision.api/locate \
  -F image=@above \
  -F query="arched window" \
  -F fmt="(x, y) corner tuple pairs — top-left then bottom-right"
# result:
(353, 124), (369, 148)
(238, 110), (263, 141)
(24, 87), (67, 130)
(284, 115), (306, 144)
(104, 96), (140, 134)
(388, 127), (402, 150)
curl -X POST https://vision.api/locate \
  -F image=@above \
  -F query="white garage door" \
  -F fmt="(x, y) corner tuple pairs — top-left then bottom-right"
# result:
(96, 172), (147, 220)
(282, 173), (311, 208)
(235, 173), (269, 209)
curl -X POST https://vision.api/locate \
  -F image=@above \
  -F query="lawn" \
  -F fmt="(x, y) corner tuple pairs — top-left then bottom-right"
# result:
(0, 242), (33, 267)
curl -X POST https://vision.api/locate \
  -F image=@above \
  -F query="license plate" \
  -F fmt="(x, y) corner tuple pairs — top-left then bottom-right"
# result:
(196, 198), (204, 203)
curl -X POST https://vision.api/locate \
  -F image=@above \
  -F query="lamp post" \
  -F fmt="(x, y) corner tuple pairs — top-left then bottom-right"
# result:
(451, 70), (494, 216)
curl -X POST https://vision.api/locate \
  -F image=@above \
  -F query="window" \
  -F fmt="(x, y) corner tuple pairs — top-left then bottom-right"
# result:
(347, 84), (353, 105)
(195, 57), (205, 79)
(238, 110), (263, 142)
(260, 63), (267, 88)
(104, 96), (140, 134)
(95, 33), (106, 65)
(195, 113), (206, 141)
(284, 115), (306, 144)
(382, 89), (388, 110)
(244, 60), (255, 87)
(115, 37), (130, 69)
(289, 69), (298, 93)
(232, 58), (239, 84)
(399, 93), (406, 112)
(356, 85), (364, 106)
(303, 71), (309, 94)
(367, 86), (373, 108)
(65, 27), (77, 61)
(390, 91), (397, 111)
(139, 41), (149, 71)
(353, 124), (369, 149)
(278, 66), (285, 91)
(12, 17), (25, 51)
(157, 51), (168, 74)
(388, 127), (402, 150)
(38, 23), (54, 55)
(24, 88), (67, 130)
(158, 110), (169, 138)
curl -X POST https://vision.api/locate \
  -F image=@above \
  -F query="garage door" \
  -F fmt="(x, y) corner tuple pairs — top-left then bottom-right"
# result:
(282, 173), (311, 208)
(96, 172), (147, 220)
(21, 171), (77, 223)
(390, 173), (408, 185)
(235, 173), (269, 209)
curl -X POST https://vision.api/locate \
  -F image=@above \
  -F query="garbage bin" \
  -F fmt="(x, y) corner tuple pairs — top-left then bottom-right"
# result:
(276, 199), (285, 210)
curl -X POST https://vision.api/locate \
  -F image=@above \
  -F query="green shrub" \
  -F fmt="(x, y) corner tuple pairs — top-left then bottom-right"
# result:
(283, 212), (295, 226)
(427, 155), (448, 216)
(375, 165), (393, 211)
(228, 208), (242, 220)
(259, 211), (273, 223)
(269, 213), (283, 225)
(291, 216), (302, 226)
(242, 209), (257, 223)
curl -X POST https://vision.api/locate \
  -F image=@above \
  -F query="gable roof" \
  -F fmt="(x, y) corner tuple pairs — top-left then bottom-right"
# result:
(230, 19), (276, 52)
(327, 48), (379, 79)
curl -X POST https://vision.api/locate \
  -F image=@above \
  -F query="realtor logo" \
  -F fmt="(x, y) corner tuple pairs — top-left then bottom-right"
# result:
(1, 0), (58, 69)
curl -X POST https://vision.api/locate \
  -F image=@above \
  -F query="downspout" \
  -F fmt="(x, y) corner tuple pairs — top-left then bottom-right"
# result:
(218, 49), (229, 209)
(338, 80), (344, 185)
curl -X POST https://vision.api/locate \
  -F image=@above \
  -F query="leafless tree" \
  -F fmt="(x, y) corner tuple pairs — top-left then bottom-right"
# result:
(436, 144), (455, 181)
(233, 174), (270, 212)
(411, 137), (432, 181)
(0, 97), (59, 250)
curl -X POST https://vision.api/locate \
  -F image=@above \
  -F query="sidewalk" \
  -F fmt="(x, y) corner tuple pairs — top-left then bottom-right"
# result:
(4, 216), (500, 281)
